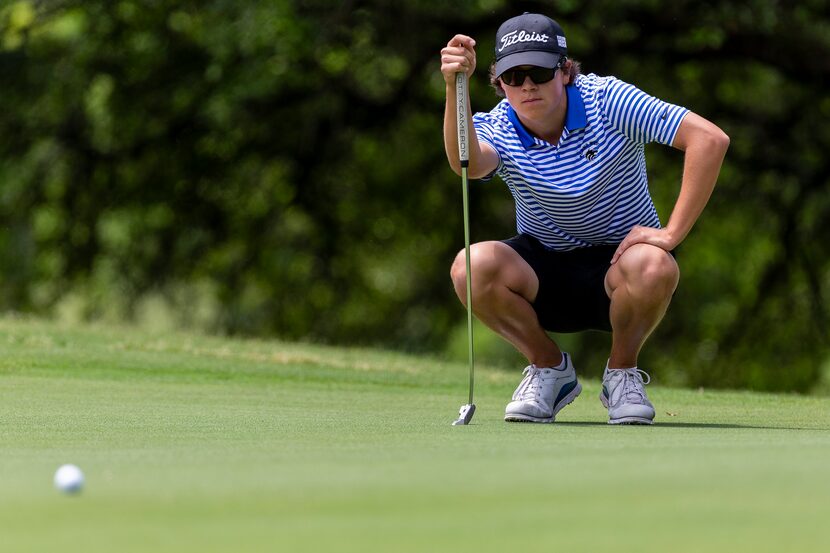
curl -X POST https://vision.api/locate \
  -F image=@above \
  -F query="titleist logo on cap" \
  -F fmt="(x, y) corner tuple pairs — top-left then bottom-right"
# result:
(498, 30), (550, 52)
(493, 14), (568, 76)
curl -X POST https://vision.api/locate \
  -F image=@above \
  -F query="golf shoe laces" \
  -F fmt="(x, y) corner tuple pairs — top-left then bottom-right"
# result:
(512, 366), (544, 401)
(618, 368), (651, 403)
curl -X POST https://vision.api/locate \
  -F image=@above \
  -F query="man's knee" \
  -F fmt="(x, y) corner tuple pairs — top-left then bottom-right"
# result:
(450, 242), (512, 300)
(634, 245), (679, 295)
(450, 249), (469, 297)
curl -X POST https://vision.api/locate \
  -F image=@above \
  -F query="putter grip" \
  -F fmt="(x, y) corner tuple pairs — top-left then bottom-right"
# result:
(455, 72), (469, 166)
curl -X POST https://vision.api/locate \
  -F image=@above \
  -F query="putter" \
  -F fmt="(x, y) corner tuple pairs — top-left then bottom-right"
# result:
(452, 71), (476, 426)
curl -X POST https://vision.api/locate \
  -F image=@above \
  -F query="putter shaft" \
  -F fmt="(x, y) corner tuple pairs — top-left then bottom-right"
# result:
(461, 164), (474, 406)
(454, 72), (476, 425)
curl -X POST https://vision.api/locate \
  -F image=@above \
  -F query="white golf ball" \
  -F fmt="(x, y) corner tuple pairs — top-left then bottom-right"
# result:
(54, 464), (84, 494)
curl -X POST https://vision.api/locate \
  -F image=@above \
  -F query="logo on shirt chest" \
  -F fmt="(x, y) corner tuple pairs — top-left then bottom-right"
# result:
(581, 142), (598, 161)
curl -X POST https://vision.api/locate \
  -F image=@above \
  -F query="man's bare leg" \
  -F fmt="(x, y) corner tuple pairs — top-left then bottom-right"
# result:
(604, 243), (680, 368)
(600, 243), (679, 424)
(450, 241), (562, 368)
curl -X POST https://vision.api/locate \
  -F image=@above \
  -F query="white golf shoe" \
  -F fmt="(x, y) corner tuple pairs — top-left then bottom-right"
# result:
(599, 367), (655, 425)
(504, 353), (582, 423)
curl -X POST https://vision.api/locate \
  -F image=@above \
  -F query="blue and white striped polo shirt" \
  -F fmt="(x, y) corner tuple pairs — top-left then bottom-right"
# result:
(473, 73), (689, 251)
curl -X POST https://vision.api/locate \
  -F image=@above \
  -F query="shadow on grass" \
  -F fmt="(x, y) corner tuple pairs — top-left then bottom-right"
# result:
(556, 421), (828, 431)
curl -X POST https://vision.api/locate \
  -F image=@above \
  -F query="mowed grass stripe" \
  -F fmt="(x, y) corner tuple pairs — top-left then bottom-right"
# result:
(1, 316), (828, 553)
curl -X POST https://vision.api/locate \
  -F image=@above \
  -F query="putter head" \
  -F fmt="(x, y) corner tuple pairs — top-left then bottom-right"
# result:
(451, 403), (476, 426)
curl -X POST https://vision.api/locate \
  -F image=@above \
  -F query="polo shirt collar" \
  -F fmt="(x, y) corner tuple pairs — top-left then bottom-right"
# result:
(564, 84), (587, 133)
(506, 84), (587, 149)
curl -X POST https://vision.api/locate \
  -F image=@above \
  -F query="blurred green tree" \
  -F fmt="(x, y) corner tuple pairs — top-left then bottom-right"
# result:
(0, 0), (827, 391)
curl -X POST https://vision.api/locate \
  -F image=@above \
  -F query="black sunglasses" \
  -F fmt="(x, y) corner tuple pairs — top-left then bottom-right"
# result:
(500, 64), (561, 87)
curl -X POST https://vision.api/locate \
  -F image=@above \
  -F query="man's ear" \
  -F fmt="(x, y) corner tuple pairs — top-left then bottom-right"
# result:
(562, 60), (573, 85)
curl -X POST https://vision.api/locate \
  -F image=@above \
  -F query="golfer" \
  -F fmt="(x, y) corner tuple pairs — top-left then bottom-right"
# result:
(440, 13), (729, 424)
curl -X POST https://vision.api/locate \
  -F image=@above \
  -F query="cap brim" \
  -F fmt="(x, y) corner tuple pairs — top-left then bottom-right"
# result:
(495, 51), (560, 78)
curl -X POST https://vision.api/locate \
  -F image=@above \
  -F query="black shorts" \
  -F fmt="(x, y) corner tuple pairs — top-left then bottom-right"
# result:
(502, 234), (616, 333)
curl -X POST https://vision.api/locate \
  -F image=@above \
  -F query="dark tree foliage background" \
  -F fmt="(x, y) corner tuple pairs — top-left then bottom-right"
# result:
(1, 0), (828, 391)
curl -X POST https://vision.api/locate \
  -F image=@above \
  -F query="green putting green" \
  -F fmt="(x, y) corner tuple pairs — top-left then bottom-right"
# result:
(1, 316), (828, 552)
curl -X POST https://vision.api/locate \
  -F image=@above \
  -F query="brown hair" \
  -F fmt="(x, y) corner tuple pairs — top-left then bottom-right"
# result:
(488, 58), (582, 98)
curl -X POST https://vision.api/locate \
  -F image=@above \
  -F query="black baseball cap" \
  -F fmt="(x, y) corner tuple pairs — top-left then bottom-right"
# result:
(494, 13), (568, 77)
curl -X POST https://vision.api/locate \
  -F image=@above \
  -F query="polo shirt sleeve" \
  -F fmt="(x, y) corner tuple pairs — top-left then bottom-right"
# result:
(602, 77), (689, 146)
(471, 111), (503, 180)
(472, 111), (498, 150)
